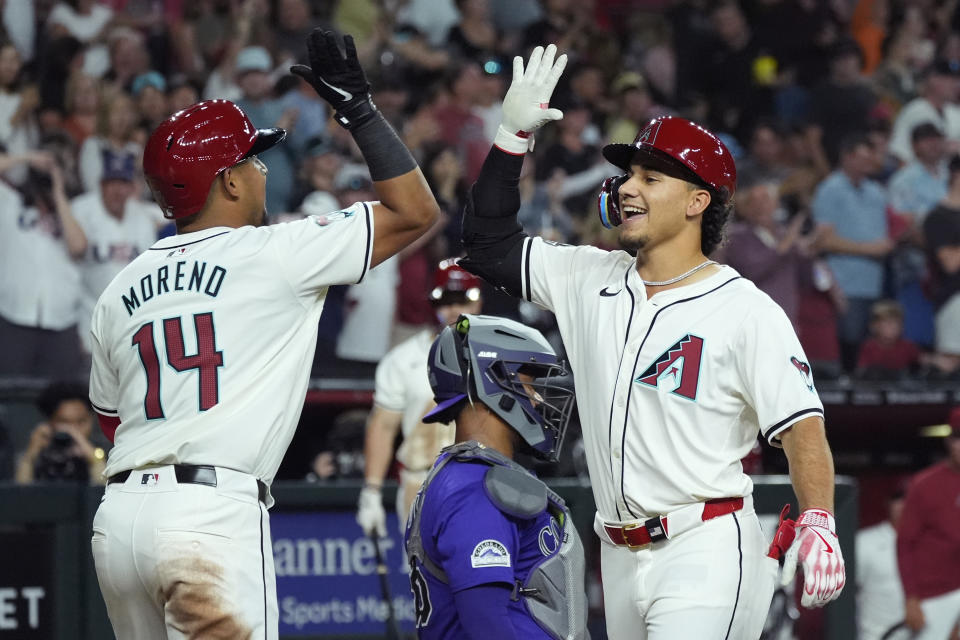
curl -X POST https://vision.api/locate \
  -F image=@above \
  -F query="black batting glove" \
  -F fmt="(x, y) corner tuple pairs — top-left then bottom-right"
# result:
(290, 28), (376, 130)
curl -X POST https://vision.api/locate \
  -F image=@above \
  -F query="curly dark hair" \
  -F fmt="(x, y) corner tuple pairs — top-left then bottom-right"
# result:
(36, 382), (90, 419)
(701, 187), (733, 256)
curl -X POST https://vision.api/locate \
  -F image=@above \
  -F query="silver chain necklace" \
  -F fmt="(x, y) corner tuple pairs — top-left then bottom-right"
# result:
(641, 260), (717, 287)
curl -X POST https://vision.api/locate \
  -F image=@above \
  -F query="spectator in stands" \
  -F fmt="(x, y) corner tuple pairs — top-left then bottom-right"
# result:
(78, 90), (141, 193)
(234, 46), (298, 213)
(925, 155), (960, 378)
(166, 74), (199, 115)
(737, 119), (791, 189)
(605, 72), (658, 145)
(73, 149), (162, 352)
(856, 486), (906, 640)
(0, 151), (86, 379)
(0, 39), (39, 187)
(890, 123), (949, 223)
(131, 71), (169, 134)
(871, 27), (920, 111)
(808, 38), (878, 165)
(446, 0), (501, 62)
(897, 409), (960, 638)
(721, 180), (814, 328)
(14, 381), (106, 485)
(534, 95), (602, 218)
(812, 133), (893, 371)
(334, 167), (399, 364)
(856, 300), (921, 379)
(291, 133), (343, 215)
(890, 59), (960, 164)
(46, 0), (114, 79)
(61, 71), (100, 147)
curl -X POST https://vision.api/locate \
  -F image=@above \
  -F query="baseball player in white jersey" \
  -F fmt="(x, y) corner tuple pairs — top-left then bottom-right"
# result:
(356, 259), (483, 537)
(88, 29), (440, 639)
(458, 44), (846, 639)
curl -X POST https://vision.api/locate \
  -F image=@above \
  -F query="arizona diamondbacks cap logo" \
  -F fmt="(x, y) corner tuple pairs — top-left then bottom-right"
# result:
(634, 119), (663, 146)
(635, 334), (704, 400)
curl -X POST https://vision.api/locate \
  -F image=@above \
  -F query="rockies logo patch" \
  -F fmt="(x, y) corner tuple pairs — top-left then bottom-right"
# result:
(636, 334), (704, 401)
(470, 540), (511, 568)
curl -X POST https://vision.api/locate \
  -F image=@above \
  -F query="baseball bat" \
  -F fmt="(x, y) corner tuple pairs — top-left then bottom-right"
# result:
(370, 533), (402, 640)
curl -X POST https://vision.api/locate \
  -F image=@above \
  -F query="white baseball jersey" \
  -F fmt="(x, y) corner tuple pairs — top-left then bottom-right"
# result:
(0, 182), (81, 330)
(519, 238), (824, 522)
(89, 202), (374, 494)
(73, 191), (164, 347)
(373, 328), (454, 471)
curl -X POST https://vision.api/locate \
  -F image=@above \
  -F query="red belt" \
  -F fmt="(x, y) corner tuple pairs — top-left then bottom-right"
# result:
(604, 497), (744, 549)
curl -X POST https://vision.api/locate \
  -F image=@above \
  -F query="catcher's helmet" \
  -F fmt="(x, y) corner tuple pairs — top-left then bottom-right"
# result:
(423, 314), (575, 462)
(430, 258), (482, 306)
(143, 100), (286, 219)
(598, 116), (736, 228)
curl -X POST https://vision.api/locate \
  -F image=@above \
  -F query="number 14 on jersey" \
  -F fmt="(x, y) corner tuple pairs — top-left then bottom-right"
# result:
(131, 312), (224, 420)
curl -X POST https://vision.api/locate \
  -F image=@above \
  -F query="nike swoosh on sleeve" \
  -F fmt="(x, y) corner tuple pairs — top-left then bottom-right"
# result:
(319, 77), (352, 101)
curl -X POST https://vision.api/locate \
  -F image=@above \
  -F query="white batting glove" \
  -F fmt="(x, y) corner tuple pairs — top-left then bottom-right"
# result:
(356, 486), (387, 537)
(780, 508), (846, 607)
(495, 44), (568, 155)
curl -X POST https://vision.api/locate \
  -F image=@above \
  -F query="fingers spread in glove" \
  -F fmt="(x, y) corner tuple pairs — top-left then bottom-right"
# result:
(344, 34), (358, 63)
(536, 44), (556, 87)
(544, 53), (568, 98)
(525, 46), (544, 81)
(290, 64), (313, 81)
(512, 55), (524, 86)
(323, 30), (345, 70)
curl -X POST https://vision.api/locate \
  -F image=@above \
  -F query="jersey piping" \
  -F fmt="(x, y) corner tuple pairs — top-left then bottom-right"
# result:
(522, 238), (533, 302)
(763, 407), (825, 443)
(607, 264), (636, 520)
(723, 512), (743, 640)
(616, 276), (741, 518)
(91, 401), (118, 417)
(147, 231), (231, 250)
(359, 202), (373, 284)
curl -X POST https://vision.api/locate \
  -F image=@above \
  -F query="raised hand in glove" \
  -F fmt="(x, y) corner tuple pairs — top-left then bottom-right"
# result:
(357, 485), (387, 537)
(495, 43), (568, 154)
(291, 29), (375, 130)
(779, 508), (846, 607)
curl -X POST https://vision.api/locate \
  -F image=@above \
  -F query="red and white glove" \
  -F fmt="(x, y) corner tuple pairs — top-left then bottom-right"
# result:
(495, 44), (567, 155)
(780, 508), (846, 607)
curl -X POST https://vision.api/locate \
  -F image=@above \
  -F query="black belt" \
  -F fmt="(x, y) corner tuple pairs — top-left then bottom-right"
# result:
(108, 464), (268, 504)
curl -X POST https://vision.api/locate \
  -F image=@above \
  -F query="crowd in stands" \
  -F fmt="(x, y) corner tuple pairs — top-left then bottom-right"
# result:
(2, 0), (960, 386)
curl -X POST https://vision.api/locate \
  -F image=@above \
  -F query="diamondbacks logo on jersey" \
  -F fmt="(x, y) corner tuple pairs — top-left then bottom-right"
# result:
(636, 334), (704, 401)
(791, 356), (814, 391)
(470, 539), (511, 568)
(310, 208), (356, 228)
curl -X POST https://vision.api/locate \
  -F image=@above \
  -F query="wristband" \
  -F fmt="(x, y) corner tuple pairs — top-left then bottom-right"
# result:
(351, 111), (418, 181)
(334, 96), (379, 131)
(493, 125), (531, 156)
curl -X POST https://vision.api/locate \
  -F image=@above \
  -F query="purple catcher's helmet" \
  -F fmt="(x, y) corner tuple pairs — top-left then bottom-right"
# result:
(423, 314), (576, 462)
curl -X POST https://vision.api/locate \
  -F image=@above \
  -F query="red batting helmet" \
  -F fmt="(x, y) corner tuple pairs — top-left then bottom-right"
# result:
(603, 116), (736, 198)
(143, 100), (286, 219)
(430, 259), (482, 305)
(597, 116), (736, 228)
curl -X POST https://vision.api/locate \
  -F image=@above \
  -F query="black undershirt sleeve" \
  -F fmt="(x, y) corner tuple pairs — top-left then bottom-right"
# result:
(458, 146), (529, 297)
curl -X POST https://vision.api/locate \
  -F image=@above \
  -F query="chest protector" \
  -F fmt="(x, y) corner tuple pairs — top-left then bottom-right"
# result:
(407, 441), (589, 640)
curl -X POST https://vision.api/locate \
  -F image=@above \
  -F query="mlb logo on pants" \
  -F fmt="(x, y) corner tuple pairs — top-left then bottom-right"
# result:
(141, 473), (160, 486)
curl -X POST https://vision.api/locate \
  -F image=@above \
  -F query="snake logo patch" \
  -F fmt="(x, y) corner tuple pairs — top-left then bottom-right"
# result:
(791, 356), (814, 392)
(636, 334), (704, 401)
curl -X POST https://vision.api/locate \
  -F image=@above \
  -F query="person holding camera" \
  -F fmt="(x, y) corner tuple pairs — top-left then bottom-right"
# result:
(14, 381), (105, 485)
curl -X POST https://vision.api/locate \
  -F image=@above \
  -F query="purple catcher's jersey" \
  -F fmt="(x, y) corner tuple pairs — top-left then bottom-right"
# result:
(404, 455), (564, 639)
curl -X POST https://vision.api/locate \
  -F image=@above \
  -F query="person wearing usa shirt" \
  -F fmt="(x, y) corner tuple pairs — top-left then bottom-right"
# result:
(73, 149), (163, 351)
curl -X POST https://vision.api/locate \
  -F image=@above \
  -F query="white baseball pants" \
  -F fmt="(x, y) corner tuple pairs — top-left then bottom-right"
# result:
(914, 587), (960, 640)
(599, 505), (776, 640)
(91, 465), (277, 639)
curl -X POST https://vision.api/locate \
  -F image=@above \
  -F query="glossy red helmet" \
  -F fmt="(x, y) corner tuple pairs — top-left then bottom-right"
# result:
(602, 116), (737, 201)
(143, 100), (286, 219)
(430, 259), (482, 305)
